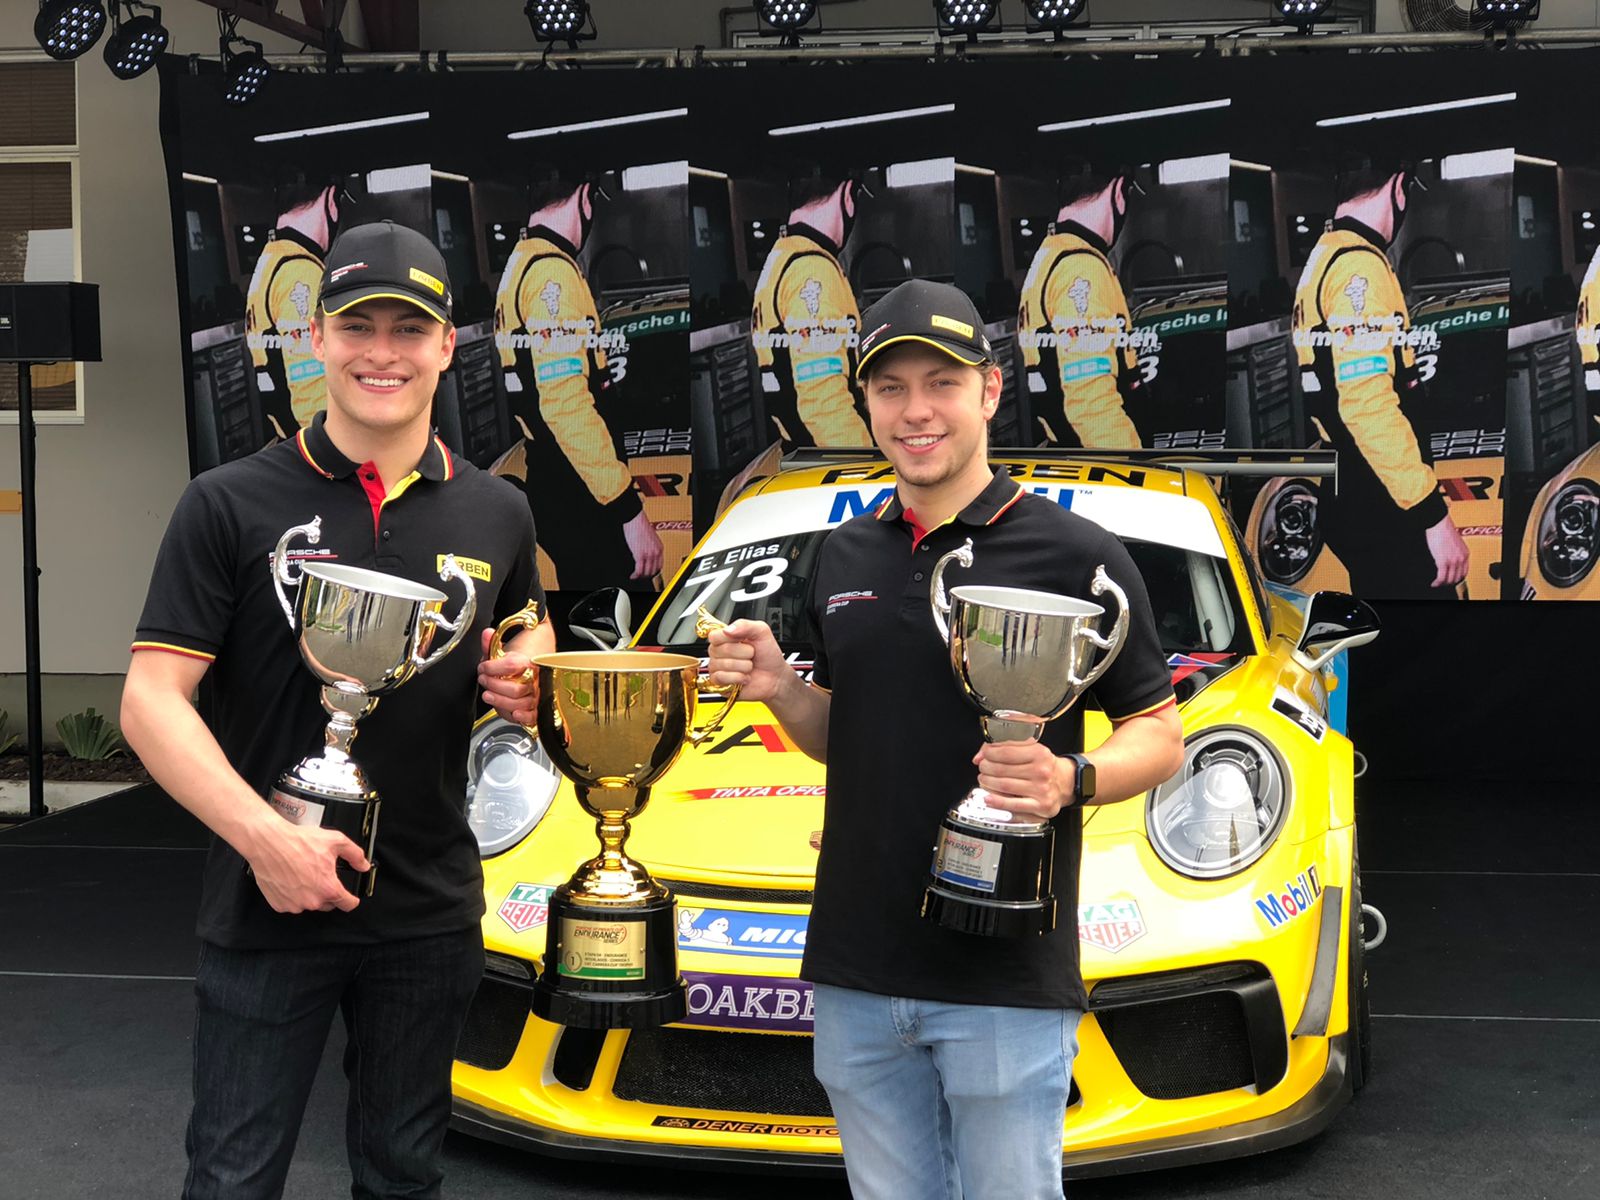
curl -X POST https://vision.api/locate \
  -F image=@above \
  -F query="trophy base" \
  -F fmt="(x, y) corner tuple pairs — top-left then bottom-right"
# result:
(532, 888), (687, 1029)
(922, 810), (1057, 938)
(269, 773), (379, 898)
(922, 885), (1058, 938)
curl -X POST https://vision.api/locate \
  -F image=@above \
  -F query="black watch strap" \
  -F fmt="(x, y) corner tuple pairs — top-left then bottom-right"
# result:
(1068, 753), (1096, 805)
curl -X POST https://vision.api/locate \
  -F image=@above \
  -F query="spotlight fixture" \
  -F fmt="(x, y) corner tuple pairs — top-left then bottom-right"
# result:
(1472, 0), (1540, 25)
(525, 0), (596, 46)
(1272, 0), (1332, 33)
(935, 0), (999, 41)
(1025, 0), (1088, 36)
(102, 2), (167, 80)
(222, 38), (270, 105)
(757, 1), (821, 46)
(34, 0), (107, 61)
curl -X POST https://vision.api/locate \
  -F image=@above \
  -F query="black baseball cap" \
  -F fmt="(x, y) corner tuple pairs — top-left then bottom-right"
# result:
(318, 220), (453, 324)
(855, 279), (993, 380)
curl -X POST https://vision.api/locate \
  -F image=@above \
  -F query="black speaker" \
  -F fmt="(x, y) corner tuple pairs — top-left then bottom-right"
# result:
(0, 282), (102, 363)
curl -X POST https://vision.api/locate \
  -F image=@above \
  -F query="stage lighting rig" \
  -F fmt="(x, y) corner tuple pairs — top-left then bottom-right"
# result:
(757, 1), (821, 46)
(1473, 0), (1540, 25)
(935, 0), (999, 41)
(1273, 0), (1332, 33)
(103, 2), (168, 80)
(221, 32), (270, 105)
(1025, 0), (1088, 37)
(525, 0), (596, 47)
(34, 1), (107, 61)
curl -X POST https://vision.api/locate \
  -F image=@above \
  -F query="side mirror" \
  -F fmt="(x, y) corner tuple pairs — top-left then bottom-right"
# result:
(568, 588), (634, 651)
(1294, 591), (1379, 672)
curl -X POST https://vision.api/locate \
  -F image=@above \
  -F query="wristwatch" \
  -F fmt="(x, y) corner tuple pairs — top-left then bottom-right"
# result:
(1066, 753), (1096, 806)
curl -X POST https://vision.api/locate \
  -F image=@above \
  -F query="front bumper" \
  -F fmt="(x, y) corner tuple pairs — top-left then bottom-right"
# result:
(450, 955), (1353, 1178)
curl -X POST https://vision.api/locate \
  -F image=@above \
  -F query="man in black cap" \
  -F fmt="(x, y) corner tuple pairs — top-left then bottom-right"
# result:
(708, 279), (1182, 1198)
(124, 220), (554, 1200)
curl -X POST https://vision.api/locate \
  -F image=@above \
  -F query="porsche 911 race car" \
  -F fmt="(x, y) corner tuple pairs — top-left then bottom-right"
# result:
(451, 449), (1378, 1178)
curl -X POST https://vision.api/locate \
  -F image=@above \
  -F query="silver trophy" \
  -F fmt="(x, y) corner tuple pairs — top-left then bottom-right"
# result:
(268, 517), (477, 896)
(924, 537), (1128, 937)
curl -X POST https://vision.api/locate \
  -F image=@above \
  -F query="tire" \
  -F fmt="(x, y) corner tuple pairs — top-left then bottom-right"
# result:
(1347, 848), (1372, 1093)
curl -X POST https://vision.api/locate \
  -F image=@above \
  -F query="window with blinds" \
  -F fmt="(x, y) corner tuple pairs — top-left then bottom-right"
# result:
(1, 60), (78, 416)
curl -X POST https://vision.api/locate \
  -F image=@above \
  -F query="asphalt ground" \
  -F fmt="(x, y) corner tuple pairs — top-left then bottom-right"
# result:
(1, 781), (1595, 1199)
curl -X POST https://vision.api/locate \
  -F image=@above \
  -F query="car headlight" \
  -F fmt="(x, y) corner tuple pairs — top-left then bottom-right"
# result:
(465, 718), (561, 856)
(1258, 482), (1322, 586)
(1146, 728), (1289, 879)
(1536, 480), (1600, 587)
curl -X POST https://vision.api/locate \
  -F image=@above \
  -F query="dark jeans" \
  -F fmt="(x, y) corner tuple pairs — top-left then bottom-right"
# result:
(182, 929), (484, 1200)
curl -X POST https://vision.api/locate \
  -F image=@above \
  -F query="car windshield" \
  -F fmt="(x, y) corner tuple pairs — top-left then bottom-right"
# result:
(638, 529), (1248, 659)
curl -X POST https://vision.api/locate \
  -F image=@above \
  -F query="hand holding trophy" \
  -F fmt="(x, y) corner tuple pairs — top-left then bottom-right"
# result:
(924, 538), (1128, 937)
(488, 608), (737, 1028)
(268, 517), (478, 897)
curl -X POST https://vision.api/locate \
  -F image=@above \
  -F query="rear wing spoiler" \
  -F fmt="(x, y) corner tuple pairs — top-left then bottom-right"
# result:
(717, 445), (1336, 521)
(779, 446), (1338, 480)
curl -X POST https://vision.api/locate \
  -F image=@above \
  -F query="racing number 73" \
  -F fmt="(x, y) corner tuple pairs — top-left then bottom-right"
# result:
(679, 557), (789, 615)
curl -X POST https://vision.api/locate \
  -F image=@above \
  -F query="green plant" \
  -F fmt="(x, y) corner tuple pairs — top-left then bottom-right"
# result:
(56, 707), (125, 761)
(0, 708), (17, 755)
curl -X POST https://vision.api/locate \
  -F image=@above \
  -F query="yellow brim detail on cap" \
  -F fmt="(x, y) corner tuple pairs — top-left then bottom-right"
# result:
(320, 291), (448, 323)
(855, 333), (985, 380)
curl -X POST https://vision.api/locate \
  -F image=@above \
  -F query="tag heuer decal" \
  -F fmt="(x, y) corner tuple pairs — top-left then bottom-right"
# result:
(498, 883), (554, 934)
(1079, 899), (1146, 953)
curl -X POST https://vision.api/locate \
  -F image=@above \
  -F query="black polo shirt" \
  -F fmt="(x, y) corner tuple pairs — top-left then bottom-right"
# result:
(134, 412), (541, 949)
(801, 468), (1174, 1009)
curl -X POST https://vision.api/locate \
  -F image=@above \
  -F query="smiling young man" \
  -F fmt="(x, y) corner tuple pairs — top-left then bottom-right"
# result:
(708, 279), (1183, 1199)
(123, 221), (553, 1200)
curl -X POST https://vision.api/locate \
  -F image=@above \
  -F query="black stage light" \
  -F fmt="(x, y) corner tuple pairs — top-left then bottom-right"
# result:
(525, 0), (596, 45)
(1273, 0), (1332, 33)
(758, 0), (820, 45)
(935, 0), (1000, 40)
(223, 39), (270, 106)
(103, 2), (168, 80)
(1473, 0), (1541, 24)
(1025, 0), (1088, 32)
(34, 0), (107, 61)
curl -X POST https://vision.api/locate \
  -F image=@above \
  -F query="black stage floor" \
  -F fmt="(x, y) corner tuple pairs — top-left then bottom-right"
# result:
(3, 781), (1596, 1199)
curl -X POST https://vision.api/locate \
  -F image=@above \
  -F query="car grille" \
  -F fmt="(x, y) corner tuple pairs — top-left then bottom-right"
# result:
(1097, 989), (1256, 1100)
(613, 1026), (834, 1117)
(456, 976), (529, 1071)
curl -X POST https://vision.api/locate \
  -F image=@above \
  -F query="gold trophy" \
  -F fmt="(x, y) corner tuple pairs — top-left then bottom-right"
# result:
(488, 612), (736, 1028)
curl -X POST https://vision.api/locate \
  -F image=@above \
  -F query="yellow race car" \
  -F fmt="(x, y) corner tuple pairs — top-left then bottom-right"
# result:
(451, 449), (1379, 1178)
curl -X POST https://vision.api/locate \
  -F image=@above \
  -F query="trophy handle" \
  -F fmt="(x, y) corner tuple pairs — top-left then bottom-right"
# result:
(929, 537), (975, 644)
(413, 555), (479, 672)
(271, 517), (323, 628)
(686, 605), (740, 747)
(1068, 565), (1131, 692)
(485, 602), (544, 675)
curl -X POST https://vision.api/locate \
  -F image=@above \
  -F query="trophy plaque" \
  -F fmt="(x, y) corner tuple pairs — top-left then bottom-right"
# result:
(269, 517), (477, 896)
(924, 538), (1128, 937)
(489, 619), (736, 1029)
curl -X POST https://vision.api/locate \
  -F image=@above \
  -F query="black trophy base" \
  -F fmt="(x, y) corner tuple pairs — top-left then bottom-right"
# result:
(268, 777), (379, 898)
(922, 812), (1057, 938)
(531, 889), (687, 1029)
(923, 885), (1058, 938)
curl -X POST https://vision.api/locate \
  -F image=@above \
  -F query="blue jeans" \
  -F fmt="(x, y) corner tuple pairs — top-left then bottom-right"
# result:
(811, 983), (1081, 1200)
(182, 929), (484, 1200)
